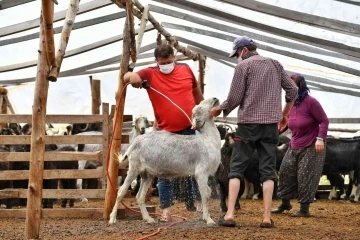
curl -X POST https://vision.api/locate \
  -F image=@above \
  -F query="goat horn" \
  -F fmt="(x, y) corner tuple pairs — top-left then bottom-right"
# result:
(79, 124), (89, 132)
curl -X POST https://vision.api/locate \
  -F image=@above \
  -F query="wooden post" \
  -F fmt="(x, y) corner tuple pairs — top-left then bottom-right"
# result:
(102, 103), (110, 190)
(24, 4), (52, 239)
(0, 87), (7, 128)
(198, 55), (206, 94)
(104, 3), (132, 220)
(4, 95), (15, 114)
(90, 76), (101, 115)
(126, 0), (137, 64)
(136, 4), (149, 54)
(112, 0), (200, 60)
(41, 0), (56, 68)
(48, 0), (80, 82)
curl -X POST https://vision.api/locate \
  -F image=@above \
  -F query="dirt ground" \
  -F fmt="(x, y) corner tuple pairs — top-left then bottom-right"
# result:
(1, 197), (360, 240)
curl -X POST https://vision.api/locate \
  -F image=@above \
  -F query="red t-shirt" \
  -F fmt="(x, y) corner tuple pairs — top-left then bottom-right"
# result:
(137, 63), (198, 132)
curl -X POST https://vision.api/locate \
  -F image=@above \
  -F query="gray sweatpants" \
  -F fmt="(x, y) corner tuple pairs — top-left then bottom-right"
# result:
(277, 143), (326, 203)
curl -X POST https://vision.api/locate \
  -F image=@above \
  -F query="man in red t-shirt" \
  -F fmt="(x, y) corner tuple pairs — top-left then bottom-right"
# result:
(124, 44), (204, 221)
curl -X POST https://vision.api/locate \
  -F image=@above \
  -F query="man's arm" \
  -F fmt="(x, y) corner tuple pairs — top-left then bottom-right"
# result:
(192, 86), (204, 105)
(124, 72), (143, 88)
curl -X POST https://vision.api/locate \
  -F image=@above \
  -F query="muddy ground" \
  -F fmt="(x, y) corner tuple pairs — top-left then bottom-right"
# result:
(1, 197), (359, 240)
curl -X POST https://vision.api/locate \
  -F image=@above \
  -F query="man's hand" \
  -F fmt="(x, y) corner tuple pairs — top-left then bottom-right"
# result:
(210, 107), (222, 117)
(124, 72), (142, 88)
(278, 115), (288, 132)
(315, 140), (325, 153)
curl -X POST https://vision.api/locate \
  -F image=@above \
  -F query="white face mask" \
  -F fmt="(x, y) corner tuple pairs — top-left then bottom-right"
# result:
(237, 49), (244, 63)
(158, 62), (175, 74)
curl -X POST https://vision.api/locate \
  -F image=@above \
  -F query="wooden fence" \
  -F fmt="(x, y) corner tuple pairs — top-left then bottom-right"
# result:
(0, 103), (153, 218)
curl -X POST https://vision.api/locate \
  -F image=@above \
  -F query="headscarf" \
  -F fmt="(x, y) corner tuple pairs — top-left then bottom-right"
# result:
(291, 74), (309, 106)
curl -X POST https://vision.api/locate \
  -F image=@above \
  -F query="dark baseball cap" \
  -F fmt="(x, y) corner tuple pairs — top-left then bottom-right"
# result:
(229, 36), (254, 58)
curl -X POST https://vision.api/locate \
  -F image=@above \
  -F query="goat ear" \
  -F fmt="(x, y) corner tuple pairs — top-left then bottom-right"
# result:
(132, 123), (136, 128)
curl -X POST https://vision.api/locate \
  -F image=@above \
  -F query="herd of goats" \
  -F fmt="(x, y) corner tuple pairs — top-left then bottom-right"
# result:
(0, 98), (359, 223)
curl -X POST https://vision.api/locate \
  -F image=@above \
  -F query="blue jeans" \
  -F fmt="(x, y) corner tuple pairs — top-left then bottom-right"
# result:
(158, 127), (197, 209)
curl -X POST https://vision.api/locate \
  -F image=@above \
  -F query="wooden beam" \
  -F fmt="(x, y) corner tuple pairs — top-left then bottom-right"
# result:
(101, 103), (110, 189)
(151, 1), (360, 59)
(74, 54), (189, 76)
(0, 207), (155, 219)
(0, 42), (157, 85)
(218, 0), (360, 36)
(198, 55), (206, 94)
(0, 0), (35, 9)
(0, 114), (133, 123)
(0, 134), (129, 145)
(0, 168), (105, 181)
(126, 0), (137, 64)
(25, 8), (50, 238)
(0, 189), (106, 199)
(41, 0), (56, 69)
(0, 151), (102, 162)
(0, 24), (154, 73)
(161, 22), (360, 63)
(48, 0), (80, 82)
(0, 0), (111, 38)
(172, 31), (360, 76)
(136, 4), (149, 54)
(104, 6), (131, 220)
(3, 95), (15, 114)
(121, 0), (200, 61)
(90, 77), (101, 115)
(335, 0), (360, 6)
(184, 44), (360, 97)
(0, 12), (127, 47)
(216, 117), (360, 124)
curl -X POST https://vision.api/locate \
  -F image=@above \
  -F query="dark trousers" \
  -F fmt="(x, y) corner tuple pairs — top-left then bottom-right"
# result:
(229, 123), (278, 183)
(277, 144), (326, 203)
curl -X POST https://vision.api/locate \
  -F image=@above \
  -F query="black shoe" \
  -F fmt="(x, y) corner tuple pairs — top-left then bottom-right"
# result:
(290, 211), (310, 217)
(271, 204), (292, 214)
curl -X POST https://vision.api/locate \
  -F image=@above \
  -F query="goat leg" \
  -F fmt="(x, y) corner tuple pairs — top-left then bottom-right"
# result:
(196, 175), (215, 225)
(109, 169), (138, 224)
(136, 173), (155, 224)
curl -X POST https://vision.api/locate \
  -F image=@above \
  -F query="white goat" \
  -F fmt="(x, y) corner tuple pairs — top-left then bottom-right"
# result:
(76, 116), (150, 202)
(109, 98), (221, 225)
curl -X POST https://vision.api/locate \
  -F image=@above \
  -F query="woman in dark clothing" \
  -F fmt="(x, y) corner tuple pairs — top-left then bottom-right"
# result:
(272, 74), (329, 217)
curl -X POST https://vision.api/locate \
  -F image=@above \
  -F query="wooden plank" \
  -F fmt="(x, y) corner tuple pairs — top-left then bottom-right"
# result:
(0, 189), (134, 199)
(335, 0), (360, 6)
(0, 189), (105, 199)
(0, 168), (104, 180)
(0, 134), (129, 145)
(0, 151), (102, 162)
(0, 25), (154, 73)
(215, 117), (360, 124)
(219, 0), (360, 36)
(0, 0), (35, 9)
(0, 207), (155, 219)
(173, 28), (360, 76)
(0, 0), (112, 38)
(150, 2), (360, 59)
(0, 12), (126, 47)
(162, 22), (360, 63)
(102, 103), (110, 189)
(184, 43), (360, 95)
(0, 43), (158, 85)
(0, 113), (133, 123)
(48, 0), (81, 82)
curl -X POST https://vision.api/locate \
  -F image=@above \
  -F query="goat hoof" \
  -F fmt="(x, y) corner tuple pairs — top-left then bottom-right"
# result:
(206, 218), (216, 226)
(109, 215), (117, 224)
(146, 217), (156, 224)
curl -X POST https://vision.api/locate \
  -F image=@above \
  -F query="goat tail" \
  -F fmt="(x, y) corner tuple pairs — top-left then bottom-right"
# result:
(117, 153), (129, 169)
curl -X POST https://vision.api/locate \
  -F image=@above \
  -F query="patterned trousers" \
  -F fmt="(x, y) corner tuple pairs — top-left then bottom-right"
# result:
(277, 143), (326, 203)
